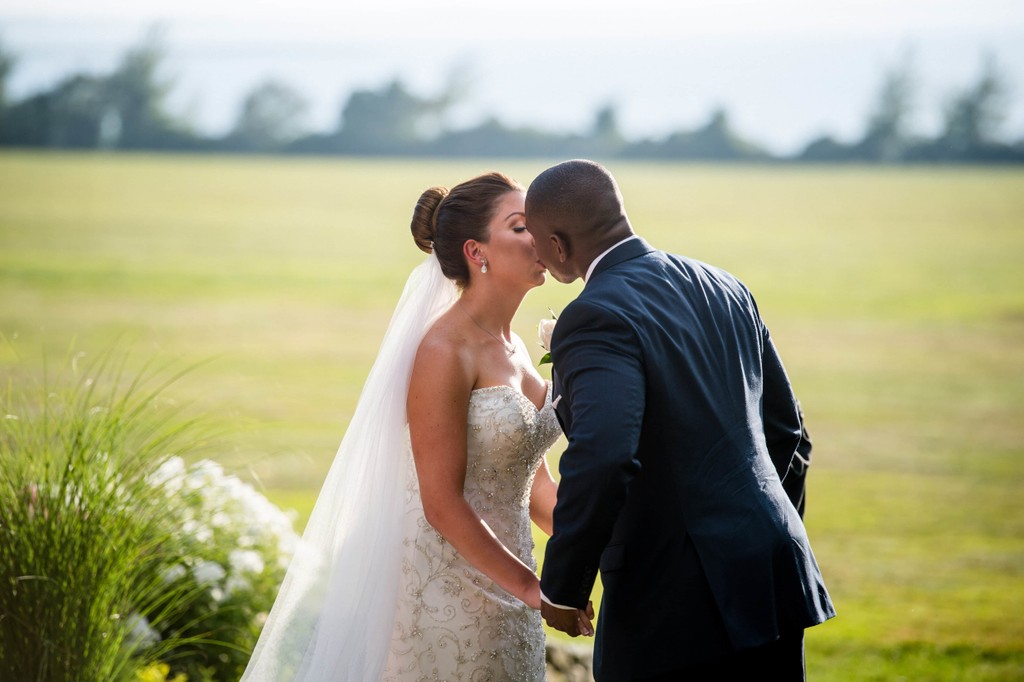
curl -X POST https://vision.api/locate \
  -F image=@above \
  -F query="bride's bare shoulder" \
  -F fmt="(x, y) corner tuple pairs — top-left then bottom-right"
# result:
(419, 308), (466, 350)
(413, 310), (477, 387)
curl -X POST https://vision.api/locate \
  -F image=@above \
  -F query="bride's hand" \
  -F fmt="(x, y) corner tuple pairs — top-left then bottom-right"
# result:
(581, 600), (595, 636)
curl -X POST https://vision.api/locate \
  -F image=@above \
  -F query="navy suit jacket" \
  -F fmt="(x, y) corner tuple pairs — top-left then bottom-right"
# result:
(541, 238), (835, 680)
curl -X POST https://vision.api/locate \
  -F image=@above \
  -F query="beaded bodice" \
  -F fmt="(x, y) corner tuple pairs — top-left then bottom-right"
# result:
(463, 384), (561, 564)
(384, 383), (560, 681)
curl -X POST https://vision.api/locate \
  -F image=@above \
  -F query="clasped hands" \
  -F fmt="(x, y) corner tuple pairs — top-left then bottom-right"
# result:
(541, 599), (595, 638)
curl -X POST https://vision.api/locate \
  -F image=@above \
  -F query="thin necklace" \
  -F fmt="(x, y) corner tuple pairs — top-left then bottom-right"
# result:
(458, 301), (516, 357)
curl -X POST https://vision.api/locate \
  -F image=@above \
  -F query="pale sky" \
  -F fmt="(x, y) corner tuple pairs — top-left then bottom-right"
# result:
(4, 0), (1021, 37)
(3, 1), (1023, 152)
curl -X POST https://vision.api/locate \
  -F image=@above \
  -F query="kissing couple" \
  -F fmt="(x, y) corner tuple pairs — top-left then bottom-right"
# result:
(241, 160), (835, 681)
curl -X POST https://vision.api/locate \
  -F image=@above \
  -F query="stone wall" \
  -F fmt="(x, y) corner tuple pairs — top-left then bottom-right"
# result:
(545, 640), (594, 681)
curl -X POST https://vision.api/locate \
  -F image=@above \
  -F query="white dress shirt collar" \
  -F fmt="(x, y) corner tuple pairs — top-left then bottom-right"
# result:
(584, 235), (639, 283)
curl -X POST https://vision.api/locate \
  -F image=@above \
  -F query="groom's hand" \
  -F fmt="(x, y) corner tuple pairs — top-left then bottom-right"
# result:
(541, 600), (595, 637)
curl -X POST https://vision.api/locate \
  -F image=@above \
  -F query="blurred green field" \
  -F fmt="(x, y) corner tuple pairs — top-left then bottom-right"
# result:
(1, 152), (1022, 679)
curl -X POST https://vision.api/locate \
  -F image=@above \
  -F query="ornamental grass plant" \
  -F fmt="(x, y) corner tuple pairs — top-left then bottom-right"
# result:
(0, 348), (221, 681)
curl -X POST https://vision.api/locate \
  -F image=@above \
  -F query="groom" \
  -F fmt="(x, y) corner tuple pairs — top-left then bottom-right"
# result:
(525, 160), (835, 681)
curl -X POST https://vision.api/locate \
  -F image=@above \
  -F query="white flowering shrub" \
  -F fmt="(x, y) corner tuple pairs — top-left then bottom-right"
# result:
(0, 351), (302, 682)
(144, 457), (298, 681)
(0, 352), (247, 682)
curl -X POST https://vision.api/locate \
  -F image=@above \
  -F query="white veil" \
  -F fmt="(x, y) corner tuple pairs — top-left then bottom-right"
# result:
(241, 254), (458, 681)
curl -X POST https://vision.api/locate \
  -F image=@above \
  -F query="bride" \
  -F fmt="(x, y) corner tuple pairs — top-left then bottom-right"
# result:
(241, 172), (590, 680)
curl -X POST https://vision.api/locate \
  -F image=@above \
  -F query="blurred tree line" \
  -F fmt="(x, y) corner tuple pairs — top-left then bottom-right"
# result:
(0, 30), (1021, 163)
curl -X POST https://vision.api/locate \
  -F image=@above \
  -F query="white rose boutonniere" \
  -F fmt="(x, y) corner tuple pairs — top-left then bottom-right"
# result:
(537, 310), (557, 366)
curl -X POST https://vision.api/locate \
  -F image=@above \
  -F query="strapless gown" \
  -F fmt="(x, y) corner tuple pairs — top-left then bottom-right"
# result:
(382, 384), (561, 681)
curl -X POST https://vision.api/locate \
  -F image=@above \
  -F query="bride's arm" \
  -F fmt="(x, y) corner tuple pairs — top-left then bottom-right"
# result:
(407, 334), (542, 610)
(529, 458), (557, 536)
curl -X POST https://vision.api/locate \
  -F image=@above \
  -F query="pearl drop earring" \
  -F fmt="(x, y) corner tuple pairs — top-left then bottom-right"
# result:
(481, 261), (488, 274)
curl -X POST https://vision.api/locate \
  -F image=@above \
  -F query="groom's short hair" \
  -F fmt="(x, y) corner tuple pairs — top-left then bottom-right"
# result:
(527, 159), (625, 237)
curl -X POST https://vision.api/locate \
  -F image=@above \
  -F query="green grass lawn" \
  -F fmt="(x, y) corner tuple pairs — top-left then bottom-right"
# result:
(2, 152), (1022, 679)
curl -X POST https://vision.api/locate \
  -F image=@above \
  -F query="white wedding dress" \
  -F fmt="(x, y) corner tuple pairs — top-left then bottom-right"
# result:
(383, 384), (561, 681)
(241, 256), (561, 681)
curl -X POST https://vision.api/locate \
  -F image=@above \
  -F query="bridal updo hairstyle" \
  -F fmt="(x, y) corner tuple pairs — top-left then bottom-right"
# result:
(411, 171), (524, 288)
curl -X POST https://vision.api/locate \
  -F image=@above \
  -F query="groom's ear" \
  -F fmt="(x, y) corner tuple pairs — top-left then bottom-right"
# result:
(551, 233), (571, 263)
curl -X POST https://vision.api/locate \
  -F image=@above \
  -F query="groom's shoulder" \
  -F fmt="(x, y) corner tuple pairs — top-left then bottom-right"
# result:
(656, 253), (758, 310)
(587, 249), (739, 293)
(659, 250), (745, 286)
